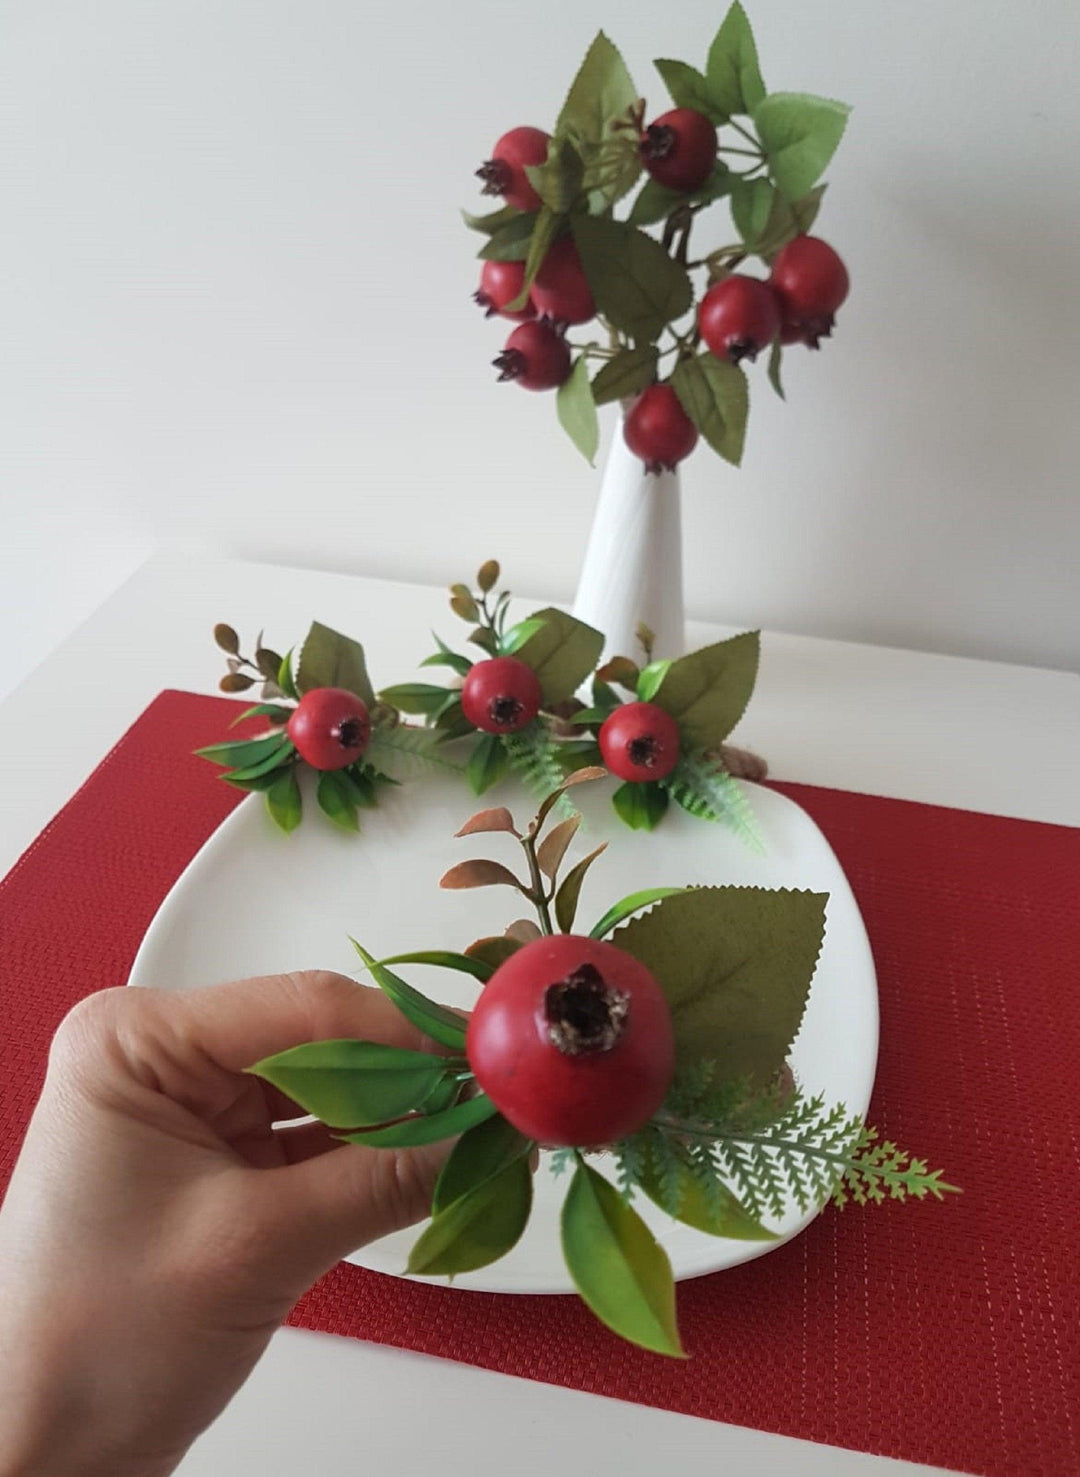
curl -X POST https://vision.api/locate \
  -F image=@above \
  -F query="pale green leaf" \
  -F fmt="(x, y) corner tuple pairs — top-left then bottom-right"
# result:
(556, 357), (600, 465)
(706, 2), (766, 116)
(754, 92), (850, 200)
(408, 1156), (533, 1275)
(654, 58), (726, 122)
(670, 353), (749, 466)
(265, 768), (302, 833)
(433, 1114), (533, 1215)
(556, 31), (638, 149)
(248, 1039), (449, 1128)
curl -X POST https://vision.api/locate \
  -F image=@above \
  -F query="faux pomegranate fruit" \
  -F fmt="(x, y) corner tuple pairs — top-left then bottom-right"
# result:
(475, 259), (535, 321)
(467, 934), (676, 1146)
(493, 320), (572, 391)
(639, 108), (717, 192)
(623, 383), (698, 472)
(770, 235), (850, 348)
(286, 687), (370, 770)
(699, 275), (781, 364)
(460, 657), (543, 734)
(531, 236), (595, 326)
(599, 701), (680, 783)
(476, 126), (551, 213)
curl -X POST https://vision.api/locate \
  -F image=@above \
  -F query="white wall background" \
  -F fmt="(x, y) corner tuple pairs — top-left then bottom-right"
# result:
(1, 0), (1078, 688)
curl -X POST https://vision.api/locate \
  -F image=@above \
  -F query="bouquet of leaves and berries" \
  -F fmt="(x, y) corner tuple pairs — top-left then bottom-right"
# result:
(250, 771), (956, 1356)
(467, 4), (850, 471)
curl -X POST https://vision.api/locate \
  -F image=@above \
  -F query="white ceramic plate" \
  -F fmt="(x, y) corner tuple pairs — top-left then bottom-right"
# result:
(128, 773), (877, 1293)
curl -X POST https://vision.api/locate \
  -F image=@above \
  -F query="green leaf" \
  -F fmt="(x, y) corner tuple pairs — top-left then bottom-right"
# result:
(351, 942), (468, 1049)
(365, 725), (465, 782)
(462, 203), (521, 234)
(339, 1092), (496, 1147)
(525, 136), (585, 214)
(670, 353), (749, 466)
(561, 1160), (684, 1357)
(754, 92), (850, 200)
(627, 162), (730, 227)
(230, 702), (293, 727)
(377, 682), (453, 716)
(706, 1), (766, 116)
(556, 31), (638, 152)
(421, 632), (473, 678)
(612, 886), (827, 1085)
(637, 1144), (777, 1240)
(317, 770), (358, 831)
(377, 950), (494, 985)
(433, 1114), (533, 1215)
(467, 731), (509, 795)
(571, 215), (693, 346)
(222, 766), (293, 793)
(730, 175), (775, 246)
(511, 204), (562, 309)
(756, 183), (826, 261)
(653, 58), (725, 122)
(464, 935), (522, 973)
(248, 1039), (451, 1129)
(513, 606), (604, 707)
(408, 1156), (533, 1276)
(556, 357), (600, 465)
(468, 625), (498, 655)
(277, 648), (299, 701)
(553, 842), (608, 933)
(636, 659), (672, 702)
(589, 886), (687, 939)
(767, 338), (784, 399)
(195, 733), (291, 769)
(649, 630), (760, 748)
(478, 211), (538, 262)
(591, 345), (659, 405)
(338, 764), (378, 809)
(296, 622), (375, 706)
(499, 617), (548, 657)
(221, 739), (296, 783)
(612, 781), (669, 832)
(265, 768), (302, 833)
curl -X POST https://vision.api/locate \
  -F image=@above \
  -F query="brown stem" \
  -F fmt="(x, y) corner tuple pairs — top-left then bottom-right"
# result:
(520, 833), (555, 936)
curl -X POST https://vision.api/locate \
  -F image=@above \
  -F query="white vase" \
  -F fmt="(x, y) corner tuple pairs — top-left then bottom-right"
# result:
(571, 411), (686, 663)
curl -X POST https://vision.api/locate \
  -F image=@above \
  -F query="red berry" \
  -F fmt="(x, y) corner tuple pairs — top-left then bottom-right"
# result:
(531, 236), (595, 326)
(623, 384), (698, 473)
(770, 236), (850, 348)
(286, 687), (370, 771)
(466, 934), (675, 1146)
(639, 108), (717, 192)
(476, 126), (551, 213)
(699, 275), (782, 364)
(475, 259), (535, 321)
(461, 656), (542, 734)
(599, 701), (680, 783)
(493, 320), (571, 391)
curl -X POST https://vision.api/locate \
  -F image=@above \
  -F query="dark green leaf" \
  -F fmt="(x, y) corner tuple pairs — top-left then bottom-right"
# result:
(214, 622), (240, 655)
(351, 942), (468, 1049)
(338, 764), (378, 808)
(754, 92), (850, 200)
(638, 1152), (777, 1240)
(767, 338), (784, 399)
(627, 177), (685, 227)
(378, 682), (453, 716)
(554, 842), (608, 933)
(589, 887), (687, 939)
(222, 739), (296, 782)
(478, 211), (538, 262)
(653, 58), (725, 121)
(671, 353), (749, 466)
(462, 203), (521, 235)
(611, 886), (827, 1084)
(648, 630), (759, 748)
(195, 733), (290, 769)
(230, 702), (293, 727)
(556, 31), (638, 152)
(561, 1160), (684, 1357)
(248, 1039), (450, 1128)
(612, 781), (669, 832)
(433, 1114), (533, 1214)
(421, 1077), (463, 1115)
(499, 617), (547, 656)
(571, 215), (693, 345)
(591, 345), (658, 406)
(556, 357), (600, 465)
(706, 1), (766, 116)
(408, 1156), (533, 1275)
(265, 768), (302, 832)
(421, 649), (473, 679)
(513, 606), (604, 707)
(316, 770), (358, 831)
(511, 204), (562, 309)
(525, 136), (585, 214)
(221, 765), (293, 793)
(756, 183), (826, 261)
(467, 731), (509, 795)
(569, 706), (610, 726)
(339, 1092), (496, 1147)
(435, 696), (473, 740)
(296, 621), (375, 706)
(636, 659), (672, 702)
(730, 175), (775, 246)
(468, 625), (499, 655)
(378, 950), (494, 985)
(277, 648), (299, 701)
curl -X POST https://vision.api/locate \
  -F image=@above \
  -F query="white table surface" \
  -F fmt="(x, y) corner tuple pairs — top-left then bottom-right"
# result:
(2, 551), (1077, 1476)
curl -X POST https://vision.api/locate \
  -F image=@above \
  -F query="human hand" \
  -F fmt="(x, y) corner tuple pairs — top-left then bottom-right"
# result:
(0, 971), (453, 1477)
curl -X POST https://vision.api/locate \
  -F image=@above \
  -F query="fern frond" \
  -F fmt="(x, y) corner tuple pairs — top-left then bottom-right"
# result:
(662, 752), (765, 853)
(365, 724), (466, 783)
(611, 1136), (646, 1201)
(547, 1147), (575, 1178)
(501, 725), (576, 816)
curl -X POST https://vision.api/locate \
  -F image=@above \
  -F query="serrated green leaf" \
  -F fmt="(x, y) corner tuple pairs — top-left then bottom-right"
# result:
(591, 345), (659, 406)
(637, 1151), (777, 1240)
(195, 733), (291, 769)
(556, 31), (638, 152)
(265, 768), (302, 832)
(767, 338), (784, 398)
(409, 1155), (533, 1275)
(556, 357), (600, 465)
(351, 942), (468, 1050)
(433, 1114), (533, 1215)
(478, 211), (538, 262)
(636, 658), (672, 702)
(561, 1161), (684, 1357)
(654, 58), (726, 122)
(671, 352), (748, 466)
(248, 1039), (450, 1129)
(553, 842), (608, 933)
(317, 770), (358, 831)
(649, 630), (760, 748)
(296, 622), (375, 706)
(756, 183), (826, 261)
(754, 92), (850, 200)
(467, 731), (509, 795)
(462, 203), (521, 235)
(589, 887), (687, 939)
(525, 136), (585, 214)
(730, 175), (775, 246)
(377, 950), (494, 985)
(611, 780), (669, 831)
(612, 886), (827, 1085)
(366, 725), (465, 782)
(513, 606), (604, 707)
(628, 161), (730, 227)
(707, 1), (766, 116)
(339, 1092), (496, 1147)
(570, 215), (693, 345)
(378, 682), (454, 716)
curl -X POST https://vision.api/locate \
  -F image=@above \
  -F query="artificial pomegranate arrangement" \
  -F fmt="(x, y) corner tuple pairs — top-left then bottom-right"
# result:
(465, 4), (851, 471)
(249, 773), (956, 1355)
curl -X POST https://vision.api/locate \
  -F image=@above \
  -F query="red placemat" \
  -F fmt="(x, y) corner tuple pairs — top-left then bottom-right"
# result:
(2, 690), (1078, 1476)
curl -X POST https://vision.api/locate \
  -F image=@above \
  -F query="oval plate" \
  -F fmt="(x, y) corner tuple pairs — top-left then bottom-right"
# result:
(128, 775), (877, 1293)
